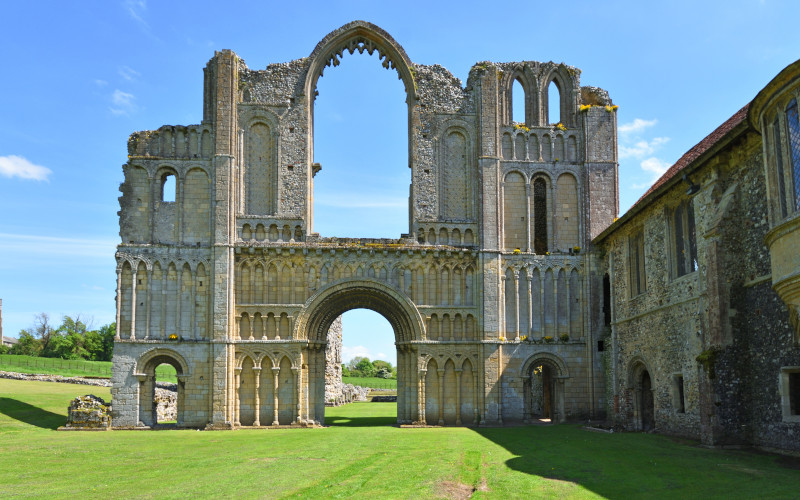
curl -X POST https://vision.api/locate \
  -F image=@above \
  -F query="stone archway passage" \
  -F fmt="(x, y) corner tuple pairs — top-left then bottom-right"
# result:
(134, 351), (188, 428)
(522, 354), (569, 423)
(297, 278), (426, 425)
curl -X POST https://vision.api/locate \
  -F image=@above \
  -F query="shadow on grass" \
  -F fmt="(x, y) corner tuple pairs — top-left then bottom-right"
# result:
(325, 414), (398, 427)
(0, 397), (65, 430)
(471, 424), (800, 498)
(325, 402), (397, 427)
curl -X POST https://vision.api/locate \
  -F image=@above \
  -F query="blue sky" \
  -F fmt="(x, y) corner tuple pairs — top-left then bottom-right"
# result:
(1, 1), (798, 364)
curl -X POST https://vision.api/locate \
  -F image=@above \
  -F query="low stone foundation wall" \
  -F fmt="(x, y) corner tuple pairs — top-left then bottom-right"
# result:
(325, 384), (369, 406)
(0, 370), (111, 387)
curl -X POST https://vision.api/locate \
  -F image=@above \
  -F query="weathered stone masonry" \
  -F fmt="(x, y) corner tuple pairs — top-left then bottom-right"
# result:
(111, 21), (616, 428)
(595, 59), (800, 454)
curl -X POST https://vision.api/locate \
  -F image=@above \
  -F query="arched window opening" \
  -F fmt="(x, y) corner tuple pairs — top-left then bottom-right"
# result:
(312, 52), (408, 238)
(785, 99), (800, 212)
(548, 81), (561, 125)
(512, 78), (525, 124)
(327, 309), (397, 425)
(533, 177), (548, 254)
(161, 173), (176, 202)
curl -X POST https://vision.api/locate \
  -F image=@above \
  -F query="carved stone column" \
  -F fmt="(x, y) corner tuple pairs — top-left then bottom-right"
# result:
(272, 366), (281, 426)
(252, 367), (261, 426)
(455, 368), (463, 425)
(130, 268), (138, 340)
(437, 368), (445, 426)
(234, 367), (242, 426)
(293, 367), (301, 424)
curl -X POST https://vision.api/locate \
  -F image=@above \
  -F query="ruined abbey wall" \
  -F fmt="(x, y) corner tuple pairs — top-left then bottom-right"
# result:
(111, 21), (616, 428)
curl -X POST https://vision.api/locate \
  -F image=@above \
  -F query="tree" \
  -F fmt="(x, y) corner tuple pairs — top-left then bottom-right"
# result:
(347, 356), (369, 372)
(355, 357), (376, 377)
(30, 313), (56, 356)
(9, 330), (41, 356)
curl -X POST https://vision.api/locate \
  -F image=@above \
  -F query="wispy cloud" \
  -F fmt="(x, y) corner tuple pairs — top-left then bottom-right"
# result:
(118, 66), (140, 82)
(342, 345), (375, 362)
(620, 137), (670, 160)
(619, 118), (658, 135)
(110, 89), (136, 116)
(124, 0), (147, 25)
(0, 155), (52, 181)
(619, 118), (673, 188)
(94, 79), (108, 87)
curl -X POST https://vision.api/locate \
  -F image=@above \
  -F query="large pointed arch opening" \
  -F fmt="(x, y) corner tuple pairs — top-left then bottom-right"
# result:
(305, 21), (417, 238)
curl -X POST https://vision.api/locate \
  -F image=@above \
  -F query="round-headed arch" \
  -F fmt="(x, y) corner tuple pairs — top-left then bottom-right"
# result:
(295, 278), (426, 344)
(135, 347), (190, 377)
(521, 352), (570, 379)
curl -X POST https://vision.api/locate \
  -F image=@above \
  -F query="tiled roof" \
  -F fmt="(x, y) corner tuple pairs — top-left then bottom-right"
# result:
(633, 103), (751, 207)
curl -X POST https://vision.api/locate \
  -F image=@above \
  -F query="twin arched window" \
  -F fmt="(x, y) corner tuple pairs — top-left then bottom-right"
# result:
(508, 74), (564, 126)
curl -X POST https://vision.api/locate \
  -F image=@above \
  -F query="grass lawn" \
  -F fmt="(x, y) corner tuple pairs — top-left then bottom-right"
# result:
(0, 354), (177, 382)
(341, 376), (396, 389)
(2, 378), (800, 499)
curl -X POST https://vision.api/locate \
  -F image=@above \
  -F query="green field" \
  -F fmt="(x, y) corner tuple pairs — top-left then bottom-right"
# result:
(342, 376), (397, 389)
(2, 378), (800, 498)
(0, 354), (177, 382)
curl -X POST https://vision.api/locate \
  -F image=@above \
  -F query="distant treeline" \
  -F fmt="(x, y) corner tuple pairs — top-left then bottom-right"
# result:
(1, 313), (115, 362)
(342, 356), (396, 379)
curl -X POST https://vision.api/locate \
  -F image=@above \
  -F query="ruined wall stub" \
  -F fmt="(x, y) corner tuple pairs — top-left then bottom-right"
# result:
(111, 21), (617, 428)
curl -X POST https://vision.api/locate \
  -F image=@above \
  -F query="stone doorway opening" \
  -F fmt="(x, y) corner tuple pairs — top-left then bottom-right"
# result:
(522, 354), (568, 424)
(135, 350), (187, 428)
(629, 360), (655, 432)
(325, 309), (398, 427)
(639, 370), (655, 431)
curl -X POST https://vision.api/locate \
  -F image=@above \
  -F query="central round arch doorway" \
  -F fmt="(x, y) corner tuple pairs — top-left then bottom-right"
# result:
(296, 278), (426, 425)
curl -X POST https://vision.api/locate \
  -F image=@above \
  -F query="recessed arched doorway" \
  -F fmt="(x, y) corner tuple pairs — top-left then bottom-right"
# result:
(630, 359), (655, 431)
(296, 278), (425, 425)
(522, 353), (569, 423)
(134, 348), (189, 428)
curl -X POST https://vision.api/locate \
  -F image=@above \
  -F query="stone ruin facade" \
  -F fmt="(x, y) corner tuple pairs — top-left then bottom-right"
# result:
(111, 20), (617, 429)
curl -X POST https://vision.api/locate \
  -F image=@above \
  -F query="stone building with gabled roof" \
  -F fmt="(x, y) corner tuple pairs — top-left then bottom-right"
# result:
(595, 60), (800, 454)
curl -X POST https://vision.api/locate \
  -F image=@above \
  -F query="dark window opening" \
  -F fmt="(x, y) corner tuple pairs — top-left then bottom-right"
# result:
(603, 273), (611, 327)
(676, 375), (685, 413)
(790, 372), (800, 415)
(533, 177), (548, 254)
(672, 201), (697, 278)
(597, 340), (605, 352)
(629, 230), (646, 296)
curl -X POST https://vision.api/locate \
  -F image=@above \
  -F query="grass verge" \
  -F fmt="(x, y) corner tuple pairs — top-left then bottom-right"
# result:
(342, 376), (396, 389)
(0, 354), (177, 382)
(1, 378), (800, 498)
